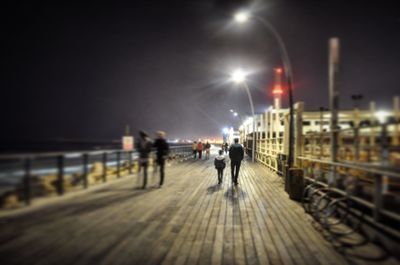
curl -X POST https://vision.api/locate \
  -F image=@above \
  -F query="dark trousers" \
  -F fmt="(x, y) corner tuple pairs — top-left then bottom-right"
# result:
(158, 159), (165, 186)
(230, 161), (241, 184)
(140, 161), (148, 188)
(198, 150), (202, 159)
(193, 150), (197, 158)
(217, 168), (224, 183)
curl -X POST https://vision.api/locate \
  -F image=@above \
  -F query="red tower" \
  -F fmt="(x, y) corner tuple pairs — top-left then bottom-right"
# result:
(272, 68), (283, 110)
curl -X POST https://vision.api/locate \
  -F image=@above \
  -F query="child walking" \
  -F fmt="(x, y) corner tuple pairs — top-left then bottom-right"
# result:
(214, 149), (226, 184)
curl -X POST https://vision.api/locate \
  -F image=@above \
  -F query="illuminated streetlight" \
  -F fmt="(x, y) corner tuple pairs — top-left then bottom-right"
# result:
(230, 69), (256, 163)
(233, 10), (295, 169)
(234, 11), (249, 23)
(231, 69), (246, 83)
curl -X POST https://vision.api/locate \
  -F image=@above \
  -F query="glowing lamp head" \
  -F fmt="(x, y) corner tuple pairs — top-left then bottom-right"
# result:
(233, 112), (238, 117)
(231, 69), (246, 83)
(234, 11), (250, 23)
(275, 68), (283, 74)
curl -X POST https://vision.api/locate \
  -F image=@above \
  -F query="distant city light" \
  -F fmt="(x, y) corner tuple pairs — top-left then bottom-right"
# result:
(233, 112), (238, 116)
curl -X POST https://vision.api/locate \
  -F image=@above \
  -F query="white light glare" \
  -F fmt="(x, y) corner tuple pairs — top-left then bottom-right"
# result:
(234, 11), (250, 23)
(222, 127), (229, 134)
(375, 110), (390, 123)
(233, 112), (238, 117)
(231, 69), (246, 83)
(245, 117), (253, 124)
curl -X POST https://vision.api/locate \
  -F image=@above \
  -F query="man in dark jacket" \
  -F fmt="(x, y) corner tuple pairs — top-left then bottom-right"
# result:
(229, 138), (244, 185)
(138, 130), (152, 189)
(153, 131), (169, 188)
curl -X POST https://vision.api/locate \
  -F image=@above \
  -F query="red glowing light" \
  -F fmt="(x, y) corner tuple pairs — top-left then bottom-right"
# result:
(273, 89), (283, 95)
(275, 68), (283, 74)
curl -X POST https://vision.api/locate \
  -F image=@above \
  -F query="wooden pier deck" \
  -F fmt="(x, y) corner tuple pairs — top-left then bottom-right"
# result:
(0, 156), (397, 265)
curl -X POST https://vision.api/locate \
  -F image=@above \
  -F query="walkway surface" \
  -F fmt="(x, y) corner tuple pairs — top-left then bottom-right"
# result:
(0, 152), (397, 265)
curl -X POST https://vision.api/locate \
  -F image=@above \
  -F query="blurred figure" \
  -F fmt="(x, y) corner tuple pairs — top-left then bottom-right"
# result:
(153, 131), (169, 188)
(224, 142), (229, 154)
(138, 130), (153, 189)
(229, 138), (244, 185)
(214, 149), (226, 184)
(204, 141), (211, 159)
(197, 141), (203, 159)
(192, 141), (198, 159)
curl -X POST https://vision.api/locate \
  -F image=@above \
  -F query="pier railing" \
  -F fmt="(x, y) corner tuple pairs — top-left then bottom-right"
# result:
(0, 145), (192, 207)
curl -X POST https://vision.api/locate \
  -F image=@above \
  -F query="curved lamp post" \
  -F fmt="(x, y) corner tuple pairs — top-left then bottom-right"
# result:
(231, 69), (256, 163)
(234, 11), (295, 168)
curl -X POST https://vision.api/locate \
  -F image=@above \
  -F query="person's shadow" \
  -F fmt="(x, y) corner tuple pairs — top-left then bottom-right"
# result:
(224, 185), (247, 204)
(207, 184), (223, 194)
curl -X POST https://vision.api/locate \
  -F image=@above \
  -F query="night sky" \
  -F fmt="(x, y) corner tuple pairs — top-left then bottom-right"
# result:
(2, 0), (400, 143)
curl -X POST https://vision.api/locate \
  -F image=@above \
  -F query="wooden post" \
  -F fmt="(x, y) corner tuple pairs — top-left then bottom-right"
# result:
(294, 102), (304, 167)
(329, 37), (340, 187)
(102, 152), (107, 182)
(23, 158), (31, 205)
(374, 123), (389, 221)
(57, 155), (64, 195)
(128, 151), (133, 174)
(116, 151), (121, 178)
(370, 101), (376, 150)
(394, 96), (399, 146)
(83, 154), (88, 189)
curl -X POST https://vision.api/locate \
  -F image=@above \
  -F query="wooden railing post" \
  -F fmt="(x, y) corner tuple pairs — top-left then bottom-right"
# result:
(102, 152), (107, 182)
(116, 151), (121, 178)
(83, 154), (88, 189)
(23, 158), (31, 205)
(128, 151), (133, 174)
(57, 155), (64, 195)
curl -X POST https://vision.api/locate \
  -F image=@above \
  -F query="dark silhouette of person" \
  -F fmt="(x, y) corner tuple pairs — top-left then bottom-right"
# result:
(224, 142), (229, 154)
(197, 141), (203, 159)
(138, 130), (153, 189)
(214, 149), (226, 184)
(229, 138), (244, 185)
(153, 131), (169, 188)
(205, 141), (211, 159)
(138, 131), (153, 189)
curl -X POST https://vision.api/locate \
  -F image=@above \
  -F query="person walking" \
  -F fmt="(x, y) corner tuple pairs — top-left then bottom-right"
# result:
(138, 130), (153, 189)
(197, 141), (203, 159)
(214, 149), (226, 184)
(153, 131), (169, 188)
(229, 138), (244, 185)
(204, 141), (211, 159)
(192, 141), (197, 159)
(224, 142), (229, 154)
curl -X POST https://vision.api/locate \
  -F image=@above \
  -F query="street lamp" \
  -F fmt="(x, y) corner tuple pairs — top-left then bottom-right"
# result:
(230, 69), (256, 163)
(233, 11), (295, 169)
